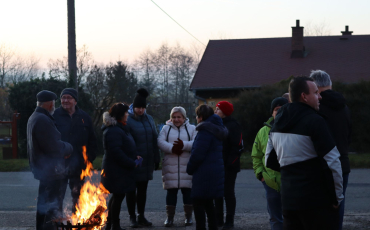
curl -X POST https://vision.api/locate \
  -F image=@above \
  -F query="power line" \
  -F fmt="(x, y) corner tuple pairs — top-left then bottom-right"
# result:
(150, 0), (206, 47)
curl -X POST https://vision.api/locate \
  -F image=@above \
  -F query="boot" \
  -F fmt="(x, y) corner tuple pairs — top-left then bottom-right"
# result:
(129, 215), (139, 228)
(222, 215), (234, 230)
(111, 219), (125, 230)
(215, 198), (224, 227)
(193, 205), (206, 230)
(164, 205), (176, 227)
(184, 204), (193, 226)
(137, 214), (152, 226)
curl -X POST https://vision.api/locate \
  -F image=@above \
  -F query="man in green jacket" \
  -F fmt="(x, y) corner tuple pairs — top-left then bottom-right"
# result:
(251, 97), (288, 230)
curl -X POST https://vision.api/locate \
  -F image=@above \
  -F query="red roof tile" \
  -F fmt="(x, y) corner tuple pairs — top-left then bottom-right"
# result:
(190, 35), (370, 89)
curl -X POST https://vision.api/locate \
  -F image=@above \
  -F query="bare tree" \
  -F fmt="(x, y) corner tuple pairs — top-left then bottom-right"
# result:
(154, 43), (172, 103)
(8, 53), (41, 83)
(0, 44), (40, 85)
(304, 20), (332, 36)
(85, 64), (114, 127)
(48, 45), (94, 85)
(0, 43), (16, 88)
(135, 49), (157, 94)
(190, 41), (205, 66)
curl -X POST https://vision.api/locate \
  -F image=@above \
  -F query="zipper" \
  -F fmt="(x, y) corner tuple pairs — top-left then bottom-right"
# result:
(141, 116), (149, 178)
(178, 126), (181, 188)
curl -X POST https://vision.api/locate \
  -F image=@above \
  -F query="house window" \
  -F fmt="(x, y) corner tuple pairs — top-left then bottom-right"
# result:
(208, 101), (216, 107)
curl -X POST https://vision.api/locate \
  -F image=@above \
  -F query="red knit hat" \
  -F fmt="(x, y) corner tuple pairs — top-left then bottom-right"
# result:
(217, 101), (234, 116)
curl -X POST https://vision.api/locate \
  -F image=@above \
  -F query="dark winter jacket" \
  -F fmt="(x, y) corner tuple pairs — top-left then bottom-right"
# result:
(101, 112), (137, 194)
(187, 114), (228, 199)
(27, 107), (73, 181)
(319, 90), (351, 174)
(222, 116), (243, 173)
(54, 106), (97, 176)
(265, 102), (343, 210)
(127, 112), (160, 181)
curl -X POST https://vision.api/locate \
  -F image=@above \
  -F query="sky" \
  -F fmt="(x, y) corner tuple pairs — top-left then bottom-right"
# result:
(1, 0), (369, 68)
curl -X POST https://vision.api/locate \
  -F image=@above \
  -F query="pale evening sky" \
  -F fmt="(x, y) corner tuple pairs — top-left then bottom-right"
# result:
(1, 0), (369, 68)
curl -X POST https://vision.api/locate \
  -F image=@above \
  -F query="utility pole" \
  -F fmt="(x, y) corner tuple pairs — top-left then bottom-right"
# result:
(67, 0), (78, 90)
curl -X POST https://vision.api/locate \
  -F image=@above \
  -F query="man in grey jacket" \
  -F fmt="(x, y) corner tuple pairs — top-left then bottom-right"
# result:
(27, 90), (73, 230)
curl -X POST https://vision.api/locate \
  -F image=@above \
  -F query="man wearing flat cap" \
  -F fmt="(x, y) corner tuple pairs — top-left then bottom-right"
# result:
(27, 90), (73, 230)
(53, 88), (97, 214)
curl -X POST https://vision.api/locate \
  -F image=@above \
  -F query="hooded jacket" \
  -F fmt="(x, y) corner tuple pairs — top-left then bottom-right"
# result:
(101, 112), (137, 194)
(187, 114), (228, 199)
(158, 119), (197, 189)
(54, 106), (97, 176)
(127, 109), (160, 181)
(265, 102), (343, 210)
(27, 107), (73, 181)
(251, 117), (281, 192)
(319, 90), (351, 174)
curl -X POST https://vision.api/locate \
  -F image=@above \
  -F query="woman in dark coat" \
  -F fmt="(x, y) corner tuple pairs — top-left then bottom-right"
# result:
(125, 88), (160, 227)
(101, 103), (141, 230)
(187, 105), (228, 230)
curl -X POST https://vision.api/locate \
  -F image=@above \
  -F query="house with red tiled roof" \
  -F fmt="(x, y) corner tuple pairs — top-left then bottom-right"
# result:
(190, 20), (370, 107)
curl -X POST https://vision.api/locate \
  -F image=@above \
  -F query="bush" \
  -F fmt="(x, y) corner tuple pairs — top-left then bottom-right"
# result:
(233, 78), (370, 153)
(233, 77), (292, 150)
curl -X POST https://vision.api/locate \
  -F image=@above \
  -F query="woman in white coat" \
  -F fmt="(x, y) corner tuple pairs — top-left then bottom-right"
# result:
(158, 106), (197, 227)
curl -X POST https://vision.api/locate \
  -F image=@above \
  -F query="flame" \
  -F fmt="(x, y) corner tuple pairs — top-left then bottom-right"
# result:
(70, 146), (109, 230)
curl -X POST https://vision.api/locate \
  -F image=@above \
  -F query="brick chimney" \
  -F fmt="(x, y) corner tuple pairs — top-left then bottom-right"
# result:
(291, 20), (305, 58)
(341, 26), (353, 36)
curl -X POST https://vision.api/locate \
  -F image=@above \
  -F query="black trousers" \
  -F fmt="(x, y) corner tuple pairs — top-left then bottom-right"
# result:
(126, 180), (149, 216)
(60, 175), (85, 214)
(193, 198), (217, 230)
(166, 188), (192, 206)
(283, 207), (339, 230)
(36, 179), (67, 230)
(107, 193), (126, 222)
(215, 170), (237, 218)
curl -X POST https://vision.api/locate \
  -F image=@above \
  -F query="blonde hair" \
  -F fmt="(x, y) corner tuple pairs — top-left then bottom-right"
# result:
(170, 106), (187, 120)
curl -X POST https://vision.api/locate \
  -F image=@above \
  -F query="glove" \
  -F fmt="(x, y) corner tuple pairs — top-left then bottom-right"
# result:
(155, 162), (160, 170)
(135, 158), (143, 167)
(173, 138), (184, 150)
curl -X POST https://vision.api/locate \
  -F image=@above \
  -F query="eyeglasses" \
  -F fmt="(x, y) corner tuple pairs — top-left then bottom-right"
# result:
(61, 96), (74, 101)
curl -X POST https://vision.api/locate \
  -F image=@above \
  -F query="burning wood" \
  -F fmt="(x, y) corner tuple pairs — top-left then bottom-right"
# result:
(68, 146), (109, 230)
(84, 205), (106, 226)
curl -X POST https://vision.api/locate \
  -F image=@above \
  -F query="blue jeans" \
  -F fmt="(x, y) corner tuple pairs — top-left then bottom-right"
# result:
(338, 173), (349, 230)
(262, 181), (283, 230)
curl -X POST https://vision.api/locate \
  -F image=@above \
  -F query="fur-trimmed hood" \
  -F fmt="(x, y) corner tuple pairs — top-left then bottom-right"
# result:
(103, 112), (117, 126)
(196, 114), (228, 141)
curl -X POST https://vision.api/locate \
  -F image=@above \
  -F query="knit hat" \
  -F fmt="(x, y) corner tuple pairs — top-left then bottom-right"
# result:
(133, 88), (149, 108)
(37, 90), (57, 102)
(270, 97), (288, 114)
(216, 101), (234, 116)
(60, 88), (78, 101)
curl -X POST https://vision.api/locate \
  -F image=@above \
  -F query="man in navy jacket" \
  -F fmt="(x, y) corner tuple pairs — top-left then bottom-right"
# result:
(310, 70), (351, 230)
(53, 88), (97, 214)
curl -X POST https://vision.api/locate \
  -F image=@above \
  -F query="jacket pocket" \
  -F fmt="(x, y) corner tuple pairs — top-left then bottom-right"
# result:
(262, 171), (278, 191)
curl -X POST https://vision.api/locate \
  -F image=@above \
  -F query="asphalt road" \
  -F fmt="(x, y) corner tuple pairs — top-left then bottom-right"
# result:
(0, 169), (369, 214)
(1, 169), (370, 229)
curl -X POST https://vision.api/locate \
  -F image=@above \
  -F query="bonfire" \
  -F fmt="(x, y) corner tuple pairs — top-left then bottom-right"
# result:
(56, 146), (109, 230)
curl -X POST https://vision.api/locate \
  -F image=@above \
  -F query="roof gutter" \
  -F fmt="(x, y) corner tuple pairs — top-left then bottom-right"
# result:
(192, 89), (207, 104)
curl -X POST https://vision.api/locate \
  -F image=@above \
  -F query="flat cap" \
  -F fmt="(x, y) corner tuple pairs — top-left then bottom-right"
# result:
(37, 90), (57, 102)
